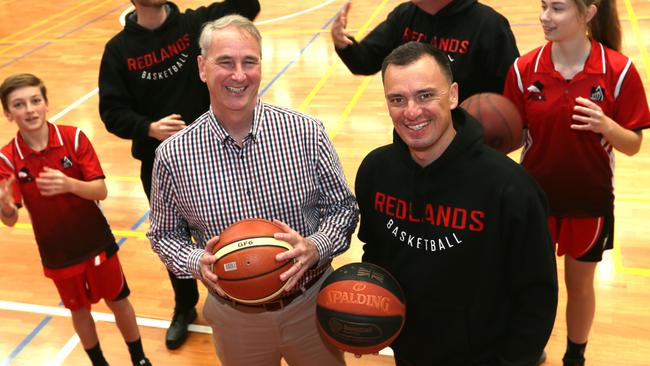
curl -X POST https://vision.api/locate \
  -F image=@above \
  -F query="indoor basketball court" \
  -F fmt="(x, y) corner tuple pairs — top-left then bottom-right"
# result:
(0, 1), (649, 365)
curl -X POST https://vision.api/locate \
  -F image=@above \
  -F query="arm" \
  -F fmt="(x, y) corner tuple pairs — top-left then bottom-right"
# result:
(572, 96), (642, 155)
(147, 151), (205, 280)
(571, 60), (650, 156)
(334, 7), (402, 75)
(98, 46), (153, 142)
(275, 124), (359, 275)
(35, 167), (107, 201)
(498, 178), (558, 365)
(355, 154), (386, 266)
(309, 126), (359, 265)
(0, 176), (18, 227)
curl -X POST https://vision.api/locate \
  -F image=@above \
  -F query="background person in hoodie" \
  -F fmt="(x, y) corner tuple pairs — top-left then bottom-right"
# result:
(355, 42), (558, 366)
(98, 0), (260, 350)
(503, 0), (650, 364)
(331, 0), (519, 102)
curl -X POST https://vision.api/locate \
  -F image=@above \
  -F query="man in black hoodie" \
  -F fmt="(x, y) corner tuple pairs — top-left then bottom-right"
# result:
(331, 0), (518, 102)
(98, 0), (260, 350)
(355, 42), (558, 365)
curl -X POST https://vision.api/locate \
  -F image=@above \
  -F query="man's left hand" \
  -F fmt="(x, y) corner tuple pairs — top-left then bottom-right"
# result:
(273, 219), (320, 292)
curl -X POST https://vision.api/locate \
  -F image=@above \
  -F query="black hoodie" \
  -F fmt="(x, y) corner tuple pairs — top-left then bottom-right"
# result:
(336, 0), (519, 102)
(355, 109), (557, 365)
(98, 1), (260, 162)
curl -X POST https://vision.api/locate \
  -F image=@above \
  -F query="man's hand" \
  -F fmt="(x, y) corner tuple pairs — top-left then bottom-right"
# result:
(148, 114), (186, 141)
(331, 2), (354, 49)
(273, 220), (320, 292)
(199, 235), (227, 297)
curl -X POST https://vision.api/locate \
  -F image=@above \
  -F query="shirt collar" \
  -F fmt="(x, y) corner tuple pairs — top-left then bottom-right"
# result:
(208, 99), (264, 145)
(534, 38), (606, 75)
(14, 122), (63, 160)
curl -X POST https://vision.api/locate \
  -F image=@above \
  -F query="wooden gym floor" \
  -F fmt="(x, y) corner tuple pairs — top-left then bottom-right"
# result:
(0, 1), (649, 365)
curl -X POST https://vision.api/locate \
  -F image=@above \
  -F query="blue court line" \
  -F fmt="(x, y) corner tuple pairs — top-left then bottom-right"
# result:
(2, 10), (336, 366)
(259, 11), (339, 96)
(0, 4), (123, 70)
(0, 316), (53, 366)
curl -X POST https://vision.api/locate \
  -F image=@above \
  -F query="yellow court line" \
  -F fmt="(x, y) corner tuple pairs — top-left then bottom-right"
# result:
(11, 223), (146, 238)
(613, 0), (650, 280)
(0, 0), (95, 43)
(623, 0), (650, 80)
(0, 0), (116, 56)
(299, 0), (390, 112)
(328, 76), (372, 139)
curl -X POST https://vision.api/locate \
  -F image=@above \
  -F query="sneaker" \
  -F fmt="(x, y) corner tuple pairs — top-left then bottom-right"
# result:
(135, 358), (152, 366)
(563, 355), (585, 366)
(165, 307), (197, 349)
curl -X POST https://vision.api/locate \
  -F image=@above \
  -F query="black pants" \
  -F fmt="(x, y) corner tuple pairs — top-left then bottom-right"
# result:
(141, 159), (199, 313)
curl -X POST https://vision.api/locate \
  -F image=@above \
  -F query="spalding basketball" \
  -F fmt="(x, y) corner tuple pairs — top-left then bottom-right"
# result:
(316, 262), (406, 355)
(212, 218), (293, 304)
(460, 93), (523, 154)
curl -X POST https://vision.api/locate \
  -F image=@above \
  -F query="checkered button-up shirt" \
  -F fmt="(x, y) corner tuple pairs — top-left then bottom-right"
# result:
(147, 100), (359, 291)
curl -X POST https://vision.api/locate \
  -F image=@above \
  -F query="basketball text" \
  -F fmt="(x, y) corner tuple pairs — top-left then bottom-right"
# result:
(326, 291), (391, 313)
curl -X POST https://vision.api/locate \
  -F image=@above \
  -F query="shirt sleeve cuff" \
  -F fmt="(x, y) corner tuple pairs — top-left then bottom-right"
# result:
(187, 248), (205, 279)
(309, 232), (332, 267)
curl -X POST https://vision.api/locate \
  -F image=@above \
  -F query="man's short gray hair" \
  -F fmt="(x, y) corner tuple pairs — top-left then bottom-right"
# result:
(199, 14), (262, 58)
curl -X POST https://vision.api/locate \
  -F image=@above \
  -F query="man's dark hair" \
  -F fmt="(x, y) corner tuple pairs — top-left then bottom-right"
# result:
(381, 42), (453, 84)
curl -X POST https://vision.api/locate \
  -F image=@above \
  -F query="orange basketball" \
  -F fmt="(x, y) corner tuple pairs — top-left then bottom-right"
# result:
(460, 92), (523, 154)
(316, 262), (406, 355)
(212, 218), (293, 304)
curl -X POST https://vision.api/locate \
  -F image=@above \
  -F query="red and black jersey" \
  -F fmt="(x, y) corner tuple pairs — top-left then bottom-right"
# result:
(504, 39), (650, 216)
(0, 123), (117, 269)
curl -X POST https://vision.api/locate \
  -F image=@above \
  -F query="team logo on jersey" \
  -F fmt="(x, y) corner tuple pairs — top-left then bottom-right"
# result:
(590, 85), (605, 102)
(17, 167), (33, 183)
(526, 81), (545, 101)
(61, 156), (73, 169)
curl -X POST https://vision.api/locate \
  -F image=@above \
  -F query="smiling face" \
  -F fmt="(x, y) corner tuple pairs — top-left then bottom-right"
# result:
(198, 26), (261, 125)
(383, 55), (458, 166)
(3, 86), (49, 134)
(539, 0), (595, 42)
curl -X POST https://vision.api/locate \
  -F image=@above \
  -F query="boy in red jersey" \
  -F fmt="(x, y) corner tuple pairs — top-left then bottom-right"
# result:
(504, 0), (650, 364)
(0, 74), (151, 366)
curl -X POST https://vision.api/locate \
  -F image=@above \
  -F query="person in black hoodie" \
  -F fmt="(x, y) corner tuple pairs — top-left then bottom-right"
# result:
(98, 0), (260, 350)
(331, 0), (519, 102)
(355, 42), (558, 365)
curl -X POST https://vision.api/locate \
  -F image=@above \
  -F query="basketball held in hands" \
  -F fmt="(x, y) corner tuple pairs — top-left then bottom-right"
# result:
(211, 218), (293, 304)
